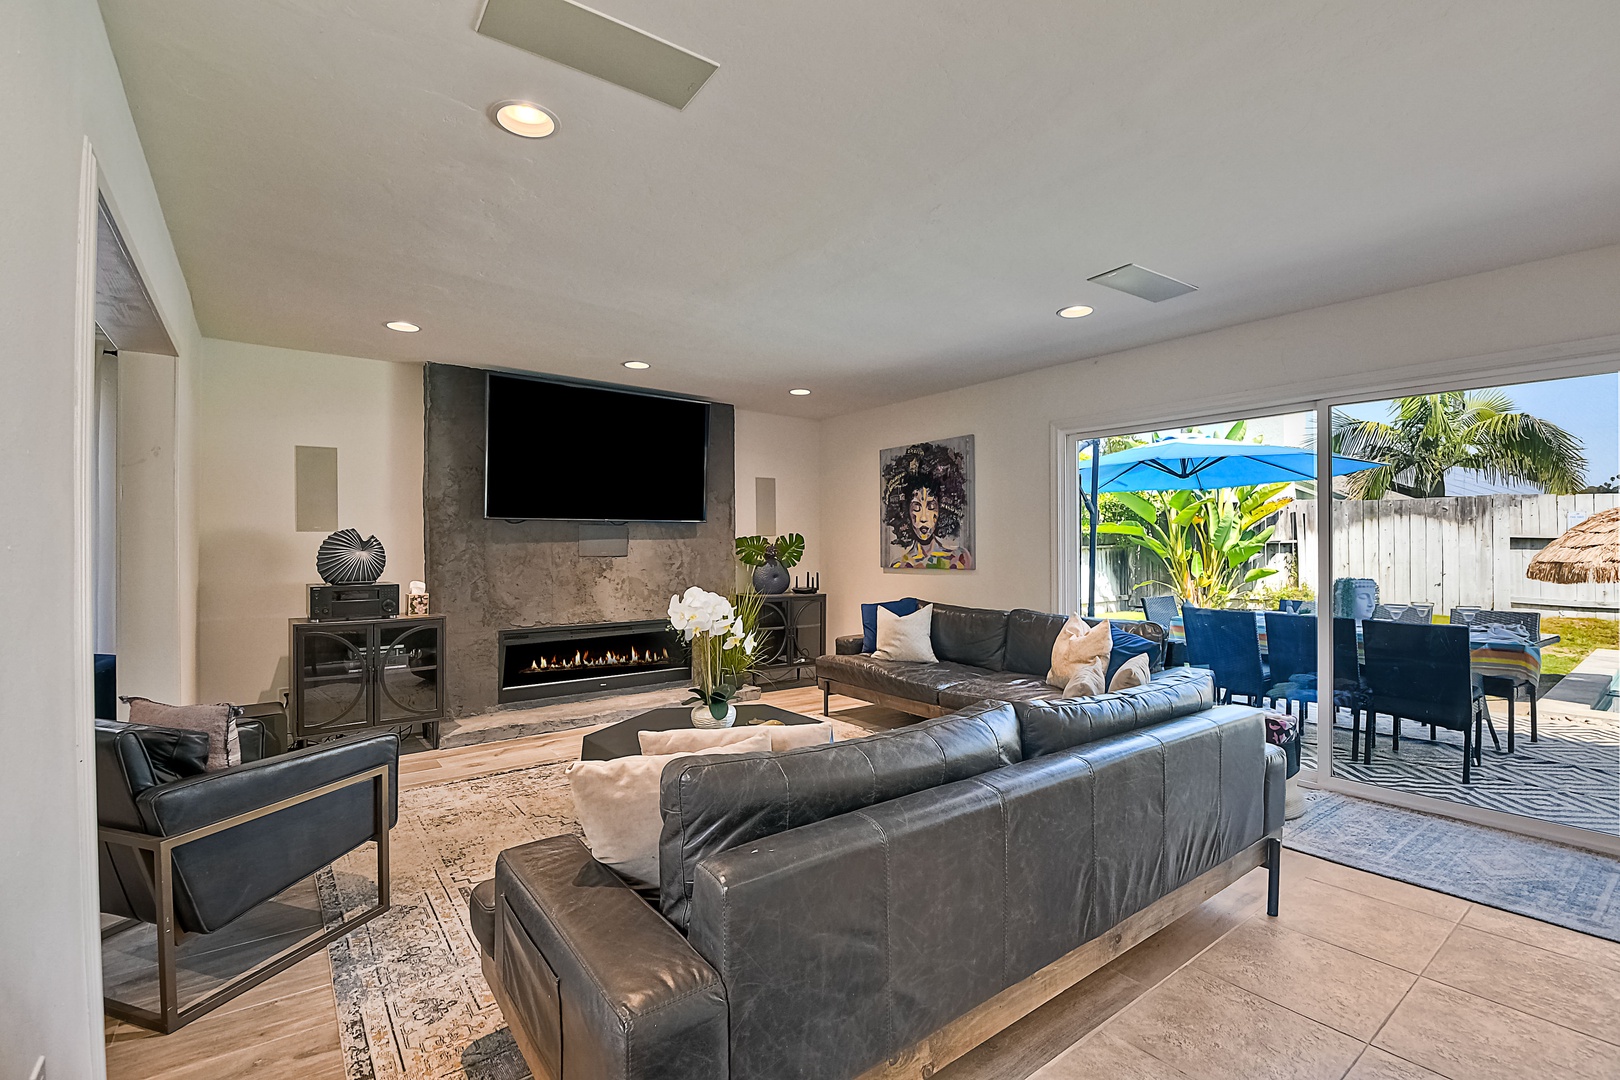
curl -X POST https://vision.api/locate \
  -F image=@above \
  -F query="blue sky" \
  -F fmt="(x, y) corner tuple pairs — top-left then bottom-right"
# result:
(1335, 372), (1619, 489)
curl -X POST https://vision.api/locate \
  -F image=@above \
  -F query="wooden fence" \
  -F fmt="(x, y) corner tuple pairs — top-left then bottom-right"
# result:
(1084, 493), (1619, 617)
(1287, 493), (1618, 616)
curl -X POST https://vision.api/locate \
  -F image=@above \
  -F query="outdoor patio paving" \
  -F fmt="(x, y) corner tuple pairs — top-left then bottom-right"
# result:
(1299, 681), (1619, 836)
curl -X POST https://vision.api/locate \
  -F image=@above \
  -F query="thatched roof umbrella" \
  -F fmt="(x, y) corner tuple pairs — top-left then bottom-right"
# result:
(1526, 506), (1620, 584)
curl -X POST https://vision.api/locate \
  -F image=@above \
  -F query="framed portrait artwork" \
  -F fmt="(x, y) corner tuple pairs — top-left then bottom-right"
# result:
(880, 435), (975, 570)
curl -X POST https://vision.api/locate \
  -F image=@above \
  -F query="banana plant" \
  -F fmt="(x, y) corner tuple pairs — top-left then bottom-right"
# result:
(1098, 482), (1290, 608)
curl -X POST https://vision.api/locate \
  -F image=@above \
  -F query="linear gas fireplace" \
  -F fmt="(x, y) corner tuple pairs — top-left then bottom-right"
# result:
(497, 619), (687, 705)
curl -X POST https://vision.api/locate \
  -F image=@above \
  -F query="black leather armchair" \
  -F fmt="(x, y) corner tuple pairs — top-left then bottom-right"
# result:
(97, 718), (399, 1032)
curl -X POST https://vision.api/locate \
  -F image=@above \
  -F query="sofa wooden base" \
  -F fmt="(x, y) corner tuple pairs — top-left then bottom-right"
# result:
(820, 678), (945, 719)
(855, 835), (1278, 1080)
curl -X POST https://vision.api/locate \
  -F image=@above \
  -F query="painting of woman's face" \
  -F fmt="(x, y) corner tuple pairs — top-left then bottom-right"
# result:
(880, 434), (974, 571)
(908, 485), (938, 544)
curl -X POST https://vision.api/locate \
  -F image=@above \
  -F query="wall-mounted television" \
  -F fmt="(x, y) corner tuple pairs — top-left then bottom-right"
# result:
(484, 372), (710, 521)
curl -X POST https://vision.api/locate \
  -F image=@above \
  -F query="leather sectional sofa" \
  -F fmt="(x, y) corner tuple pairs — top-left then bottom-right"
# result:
(816, 604), (1170, 717)
(469, 668), (1284, 1080)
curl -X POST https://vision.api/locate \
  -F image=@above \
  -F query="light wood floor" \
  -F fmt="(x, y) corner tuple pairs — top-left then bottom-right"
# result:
(104, 688), (1620, 1080)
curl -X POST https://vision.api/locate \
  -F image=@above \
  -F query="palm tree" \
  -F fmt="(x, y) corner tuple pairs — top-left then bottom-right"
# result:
(1332, 391), (1586, 499)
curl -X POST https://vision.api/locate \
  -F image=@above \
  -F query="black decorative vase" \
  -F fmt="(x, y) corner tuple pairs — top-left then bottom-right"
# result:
(316, 528), (387, 585)
(752, 555), (790, 595)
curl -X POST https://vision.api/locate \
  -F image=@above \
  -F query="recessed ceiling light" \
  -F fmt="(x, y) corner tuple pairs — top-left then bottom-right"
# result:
(385, 321), (421, 333)
(789, 388), (811, 396)
(1057, 306), (1094, 319)
(623, 360), (650, 370)
(491, 100), (557, 138)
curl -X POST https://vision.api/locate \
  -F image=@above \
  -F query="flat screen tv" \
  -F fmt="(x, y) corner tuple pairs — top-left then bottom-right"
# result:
(484, 373), (710, 521)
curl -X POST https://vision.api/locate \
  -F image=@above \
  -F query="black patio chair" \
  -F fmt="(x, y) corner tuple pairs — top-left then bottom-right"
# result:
(1139, 595), (1181, 631)
(1471, 609), (1542, 748)
(1399, 603), (1435, 624)
(1359, 621), (1486, 783)
(1183, 606), (1270, 706)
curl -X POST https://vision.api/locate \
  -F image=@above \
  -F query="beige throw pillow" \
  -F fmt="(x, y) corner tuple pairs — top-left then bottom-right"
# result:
(1108, 653), (1152, 692)
(873, 603), (937, 662)
(567, 735), (772, 887)
(638, 721), (835, 754)
(1047, 615), (1111, 690)
(123, 696), (242, 771)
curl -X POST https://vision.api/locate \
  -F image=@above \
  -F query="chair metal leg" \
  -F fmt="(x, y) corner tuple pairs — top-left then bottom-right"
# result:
(1429, 723), (1436, 742)
(822, 683), (830, 716)
(1530, 688), (1538, 742)
(1484, 710), (1502, 752)
(1392, 715), (1400, 753)
(1364, 712), (1375, 765)
(1462, 718), (1473, 784)
(1266, 837), (1281, 917)
(1350, 708), (1360, 761)
(1506, 694), (1515, 754)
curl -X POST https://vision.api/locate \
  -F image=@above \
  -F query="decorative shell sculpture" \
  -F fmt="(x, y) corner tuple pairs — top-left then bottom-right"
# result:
(316, 528), (387, 585)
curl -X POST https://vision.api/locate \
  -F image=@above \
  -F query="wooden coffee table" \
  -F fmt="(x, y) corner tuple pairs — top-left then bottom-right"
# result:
(580, 703), (820, 761)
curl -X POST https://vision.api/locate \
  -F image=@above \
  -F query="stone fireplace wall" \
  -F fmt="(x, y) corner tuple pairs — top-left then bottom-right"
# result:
(423, 363), (736, 716)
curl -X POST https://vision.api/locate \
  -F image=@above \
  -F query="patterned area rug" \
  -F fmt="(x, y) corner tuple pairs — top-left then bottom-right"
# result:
(320, 762), (576, 1079)
(1298, 707), (1619, 835)
(321, 707), (867, 1079)
(1287, 791), (1620, 942)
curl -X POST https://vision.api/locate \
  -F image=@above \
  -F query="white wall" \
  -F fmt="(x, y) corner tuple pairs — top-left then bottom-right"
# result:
(195, 340), (424, 704)
(0, 0), (200, 1076)
(818, 243), (1620, 639)
(734, 409), (824, 587)
(117, 351), (193, 704)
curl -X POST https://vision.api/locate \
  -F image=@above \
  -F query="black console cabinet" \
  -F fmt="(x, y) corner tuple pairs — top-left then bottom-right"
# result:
(289, 615), (445, 748)
(752, 593), (826, 688)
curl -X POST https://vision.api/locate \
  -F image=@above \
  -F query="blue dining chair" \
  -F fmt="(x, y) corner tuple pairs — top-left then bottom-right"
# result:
(1183, 607), (1270, 706)
(1360, 621), (1486, 783)
(1262, 614), (1367, 739)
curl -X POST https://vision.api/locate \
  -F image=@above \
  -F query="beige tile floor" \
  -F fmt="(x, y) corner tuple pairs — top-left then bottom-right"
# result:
(106, 688), (1620, 1080)
(1020, 848), (1620, 1080)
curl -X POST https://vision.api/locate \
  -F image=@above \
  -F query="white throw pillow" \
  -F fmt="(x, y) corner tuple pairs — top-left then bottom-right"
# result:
(638, 721), (835, 754)
(873, 603), (938, 662)
(1047, 615), (1111, 690)
(1108, 652), (1152, 692)
(567, 734), (772, 888)
(1060, 658), (1107, 698)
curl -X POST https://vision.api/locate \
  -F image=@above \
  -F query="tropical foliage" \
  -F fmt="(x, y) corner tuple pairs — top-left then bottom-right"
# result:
(1332, 391), (1586, 499)
(1098, 483), (1291, 608)
(735, 533), (806, 568)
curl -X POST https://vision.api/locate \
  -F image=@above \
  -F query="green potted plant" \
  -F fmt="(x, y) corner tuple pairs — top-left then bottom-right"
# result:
(735, 533), (805, 594)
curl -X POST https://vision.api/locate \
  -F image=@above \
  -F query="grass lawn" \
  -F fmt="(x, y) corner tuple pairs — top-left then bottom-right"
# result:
(1540, 616), (1620, 676)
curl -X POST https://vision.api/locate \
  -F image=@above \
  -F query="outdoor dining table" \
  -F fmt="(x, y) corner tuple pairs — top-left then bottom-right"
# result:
(1159, 612), (1558, 681)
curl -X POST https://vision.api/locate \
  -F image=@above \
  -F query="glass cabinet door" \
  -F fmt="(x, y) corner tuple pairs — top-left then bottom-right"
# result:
(296, 626), (372, 736)
(376, 621), (443, 723)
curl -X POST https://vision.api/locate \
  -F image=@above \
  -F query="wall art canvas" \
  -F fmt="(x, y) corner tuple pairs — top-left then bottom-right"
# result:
(880, 435), (975, 570)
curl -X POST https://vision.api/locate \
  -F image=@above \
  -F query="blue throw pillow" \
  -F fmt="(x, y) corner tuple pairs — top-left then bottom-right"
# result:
(861, 598), (920, 653)
(1107, 624), (1160, 681)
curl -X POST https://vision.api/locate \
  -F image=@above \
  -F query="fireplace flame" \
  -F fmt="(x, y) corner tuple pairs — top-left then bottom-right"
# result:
(520, 644), (671, 676)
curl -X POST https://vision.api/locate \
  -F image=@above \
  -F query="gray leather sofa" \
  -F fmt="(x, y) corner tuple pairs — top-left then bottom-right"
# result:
(816, 604), (1169, 718)
(469, 668), (1285, 1080)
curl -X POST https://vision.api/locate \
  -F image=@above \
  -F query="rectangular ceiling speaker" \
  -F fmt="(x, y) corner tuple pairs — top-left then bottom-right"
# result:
(1087, 264), (1199, 302)
(478, 0), (718, 109)
(295, 446), (339, 532)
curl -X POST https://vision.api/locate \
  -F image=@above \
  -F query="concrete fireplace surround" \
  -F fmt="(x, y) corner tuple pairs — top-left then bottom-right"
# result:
(423, 363), (736, 716)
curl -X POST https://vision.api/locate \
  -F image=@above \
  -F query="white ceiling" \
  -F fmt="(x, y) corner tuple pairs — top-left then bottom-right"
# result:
(99, 0), (1620, 417)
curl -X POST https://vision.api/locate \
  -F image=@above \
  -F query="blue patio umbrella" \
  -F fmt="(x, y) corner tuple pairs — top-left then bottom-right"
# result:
(1079, 435), (1382, 615)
